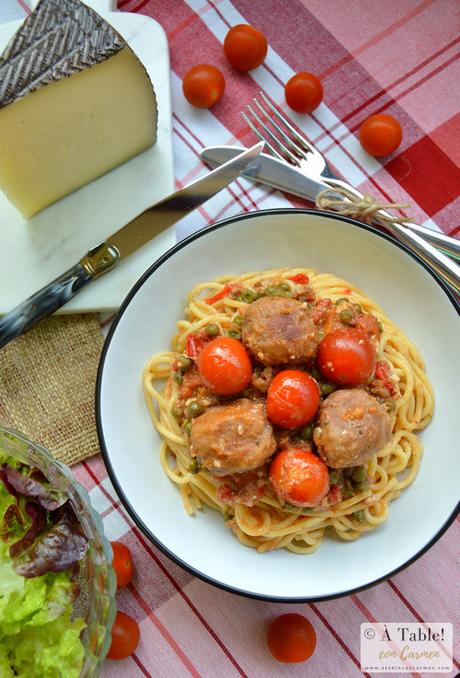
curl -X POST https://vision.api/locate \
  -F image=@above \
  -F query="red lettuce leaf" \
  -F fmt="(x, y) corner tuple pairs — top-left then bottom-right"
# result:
(1, 502), (27, 541)
(3, 465), (67, 511)
(12, 505), (88, 578)
(9, 502), (47, 559)
(0, 465), (19, 497)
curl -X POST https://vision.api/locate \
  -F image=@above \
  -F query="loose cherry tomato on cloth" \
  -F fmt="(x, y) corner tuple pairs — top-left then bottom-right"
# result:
(317, 327), (376, 386)
(270, 448), (329, 507)
(267, 613), (317, 663)
(223, 24), (268, 71)
(267, 370), (320, 429)
(198, 336), (252, 395)
(110, 541), (134, 588)
(359, 113), (402, 156)
(107, 611), (140, 660)
(182, 64), (225, 108)
(285, 72), (323, 113)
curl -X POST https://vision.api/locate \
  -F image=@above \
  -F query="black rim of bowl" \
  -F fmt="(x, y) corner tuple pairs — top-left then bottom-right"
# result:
(96, 208), (460, 603)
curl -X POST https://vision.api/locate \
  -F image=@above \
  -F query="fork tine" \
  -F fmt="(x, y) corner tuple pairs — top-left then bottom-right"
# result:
(244, 105), (301, 166)
(258, 91), (318, 156)
(252, 98), (308, 160)
(241, 111), (285, 161)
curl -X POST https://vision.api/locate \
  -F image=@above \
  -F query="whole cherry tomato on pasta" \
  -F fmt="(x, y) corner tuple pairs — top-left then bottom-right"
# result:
(270, 448), (329, 507)
(359, 113), (402, 156)
(285, 72), (323, 113)
(110, 541), (134, 588)
(317, 327), (376, 386)
(223, 24), (268, 71)
(198, 336), (252, 395)
(182, 64), (225, 108)
(107, 612), (140, 660)
(267, 370), (320, 429)
(267, 613), (317, 663)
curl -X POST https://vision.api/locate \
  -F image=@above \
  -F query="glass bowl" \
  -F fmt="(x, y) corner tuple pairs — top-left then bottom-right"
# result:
(0, 424), (117, 677)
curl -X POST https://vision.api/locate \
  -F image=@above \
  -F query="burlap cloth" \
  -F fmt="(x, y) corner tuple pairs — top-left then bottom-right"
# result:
(0, 315), (104, 466)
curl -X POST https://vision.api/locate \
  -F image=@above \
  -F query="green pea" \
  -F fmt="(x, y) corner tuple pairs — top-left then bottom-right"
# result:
(186, 401), (204, 419)
(335, 297), (350, 305)
(172, 405), (182, 418)
(178, 355), (192, 370)
(233, 315), (244, 327)
(320, 382), (337, 396)
(188, 458), (201, 474)
(264, 285), (279, 296)
(342, 481), (354, 499)
(241, 289), (256, 303)
(353, 509), (366, 523)
(205, 323), (219, 337)
(281, 281), (291, 292)
(351, 466), (367, 482)
(183, 419), (192, 435)
(339, 309), (354, 325)
(385, 399), (397, 413)
(329, 470), (340, 485)
(300, 424), (313, 441)
(354, 481), (369, 493)
(227, 329), (241, 340)
(174, 372), (183, 385)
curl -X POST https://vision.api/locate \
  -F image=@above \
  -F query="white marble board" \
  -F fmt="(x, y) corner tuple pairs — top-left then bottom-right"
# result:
(0, 0), (174, 313)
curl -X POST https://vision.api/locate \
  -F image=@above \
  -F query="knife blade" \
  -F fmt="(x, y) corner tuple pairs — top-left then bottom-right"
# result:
(200, 145), (460, 261)
(0, 141), (264, 349)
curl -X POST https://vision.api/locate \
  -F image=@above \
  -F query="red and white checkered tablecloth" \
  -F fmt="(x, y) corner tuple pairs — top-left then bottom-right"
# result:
(3, 1), (459, 676)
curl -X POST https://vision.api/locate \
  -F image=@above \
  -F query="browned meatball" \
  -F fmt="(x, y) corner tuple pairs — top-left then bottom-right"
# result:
(313, 389), (392, 468)
(190, 399), (276, 476)
(241, 296), (319, 366)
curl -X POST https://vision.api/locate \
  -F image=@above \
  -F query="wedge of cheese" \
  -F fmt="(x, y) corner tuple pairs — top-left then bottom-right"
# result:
(0, 0), (157, 218)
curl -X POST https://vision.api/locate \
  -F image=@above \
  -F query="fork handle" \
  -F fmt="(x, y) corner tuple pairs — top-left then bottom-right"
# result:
(323, 178), (460, 294)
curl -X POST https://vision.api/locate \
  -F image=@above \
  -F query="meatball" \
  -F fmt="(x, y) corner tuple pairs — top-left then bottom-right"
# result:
(241, 296), (319, 366)
(313, 389), (392, 468)
(190, 399), (276, 476)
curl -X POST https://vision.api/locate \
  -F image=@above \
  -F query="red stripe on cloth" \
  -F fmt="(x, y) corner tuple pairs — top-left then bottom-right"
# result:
(318, 36), (460, 143)
(131, 653), (152, 677)
(318, 0), (436, 80)
(16, 0), (31, 14)
(310, 603), (370, 677)
(128, 584), (201, 677)
(82, 461), (248, 678)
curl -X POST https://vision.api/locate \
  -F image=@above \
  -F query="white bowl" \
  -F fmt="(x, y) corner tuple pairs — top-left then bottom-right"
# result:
(96, 209), (460, 601)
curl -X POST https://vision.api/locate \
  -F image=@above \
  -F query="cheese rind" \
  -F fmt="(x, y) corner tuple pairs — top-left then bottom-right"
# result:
(0, 0), (157, 217)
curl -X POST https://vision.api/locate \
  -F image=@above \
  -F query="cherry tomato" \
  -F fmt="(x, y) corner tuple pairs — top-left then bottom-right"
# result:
(107, 611), (140, 660)
(267, 613), (317, 663)
(110, 541), (134, 588)
(285, 72), (323, 114)
(223, 24), (268, 71)
(270, 447), (329, 507)
(267, 370), (320, 429)
(359, 113), (402, 156)
(197, 336), (252, 395)
(182, 64), (225, 108)
(317, 327), (376, 387)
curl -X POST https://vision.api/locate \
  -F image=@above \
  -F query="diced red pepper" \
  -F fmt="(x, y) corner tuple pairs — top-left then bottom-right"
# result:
(341, 288), (352, 295)
(185, 333), (207, 359)
(205, 284), (234, 305)
(288, 273), (310, 285)
(374, 360), (397, 396)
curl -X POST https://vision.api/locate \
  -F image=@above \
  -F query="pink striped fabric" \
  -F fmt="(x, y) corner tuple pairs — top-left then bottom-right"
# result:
(4, 1), (459, 675)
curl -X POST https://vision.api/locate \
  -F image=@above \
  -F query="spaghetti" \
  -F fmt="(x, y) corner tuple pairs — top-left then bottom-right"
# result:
(143, 268), (434, 554)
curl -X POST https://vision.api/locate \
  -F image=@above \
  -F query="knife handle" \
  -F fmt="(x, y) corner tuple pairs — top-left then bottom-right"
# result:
(0, 243), (119, 350)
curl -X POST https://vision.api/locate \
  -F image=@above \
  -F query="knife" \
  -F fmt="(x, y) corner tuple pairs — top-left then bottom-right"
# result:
(200, 145), (460, 261)
(0, 142), (264, 349)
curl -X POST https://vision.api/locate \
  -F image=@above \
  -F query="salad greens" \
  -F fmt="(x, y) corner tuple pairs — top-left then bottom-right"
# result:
(0, 452), (87, 677)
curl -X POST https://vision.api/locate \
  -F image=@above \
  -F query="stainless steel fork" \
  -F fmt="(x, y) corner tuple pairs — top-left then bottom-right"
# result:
(243, 92), (460, 293)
